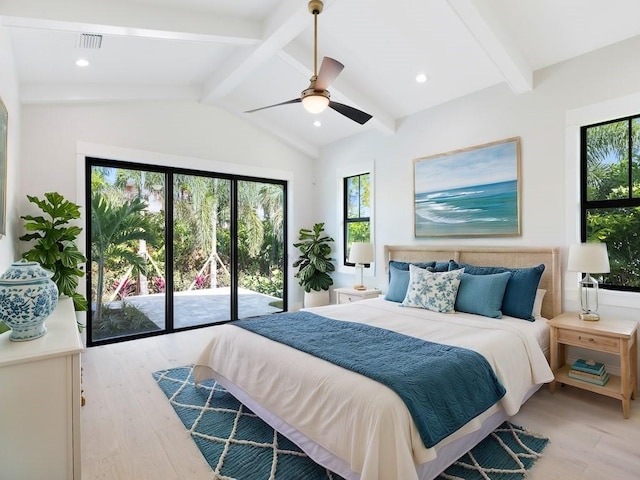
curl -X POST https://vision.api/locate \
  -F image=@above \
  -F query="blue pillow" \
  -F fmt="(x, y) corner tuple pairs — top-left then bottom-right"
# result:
(432, 261), (451, 272)
(388, 260), (434, 274)
(449, 261), (545, 321)
(455, 272), (511, 318)
(385, 264), (411, 302)
(385, 261), (434, 301)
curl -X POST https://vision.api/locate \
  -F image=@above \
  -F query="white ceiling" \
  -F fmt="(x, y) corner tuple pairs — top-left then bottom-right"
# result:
(3, 0), (640, 158)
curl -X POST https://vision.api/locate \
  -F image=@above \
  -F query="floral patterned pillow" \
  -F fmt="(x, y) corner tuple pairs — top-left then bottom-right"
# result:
(402, 265), (465, 313)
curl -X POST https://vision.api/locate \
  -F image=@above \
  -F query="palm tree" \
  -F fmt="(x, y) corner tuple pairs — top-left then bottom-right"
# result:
(91, 193), (160, 321)
(174, 174), (231, 289)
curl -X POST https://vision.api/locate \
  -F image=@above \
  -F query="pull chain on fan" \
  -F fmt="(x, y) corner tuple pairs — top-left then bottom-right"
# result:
(245, 0), (372, 125)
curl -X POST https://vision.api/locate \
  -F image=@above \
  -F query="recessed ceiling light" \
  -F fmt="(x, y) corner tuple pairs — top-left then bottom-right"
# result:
(76, 58), (90, 67)
(416, 73), (428, 83)
(313, 120), (322, 127)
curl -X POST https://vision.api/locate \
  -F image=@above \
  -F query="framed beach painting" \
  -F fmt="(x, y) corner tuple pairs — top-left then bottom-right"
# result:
(413, 137), (521, 237)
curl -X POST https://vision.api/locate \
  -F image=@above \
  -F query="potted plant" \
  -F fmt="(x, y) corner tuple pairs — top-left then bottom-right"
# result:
(19, 192), (88, 313)
(293, 222), (335, 307)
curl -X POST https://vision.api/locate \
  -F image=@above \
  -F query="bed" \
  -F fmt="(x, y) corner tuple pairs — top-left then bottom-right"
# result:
(194, 245), (561, 480)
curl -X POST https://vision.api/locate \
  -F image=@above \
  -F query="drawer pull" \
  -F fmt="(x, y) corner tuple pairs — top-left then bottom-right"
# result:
(578, 335), (595, 342)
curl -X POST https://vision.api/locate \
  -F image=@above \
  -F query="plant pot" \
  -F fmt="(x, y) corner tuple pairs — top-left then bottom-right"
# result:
(0, 260), (59, 341)
(303, 289), (330, 308)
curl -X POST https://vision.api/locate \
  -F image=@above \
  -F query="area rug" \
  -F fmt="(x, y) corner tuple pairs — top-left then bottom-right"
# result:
(153, 365), (549, 480)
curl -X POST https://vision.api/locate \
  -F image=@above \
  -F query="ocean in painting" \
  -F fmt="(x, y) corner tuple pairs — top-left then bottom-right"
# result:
(415, 180), (518, 236)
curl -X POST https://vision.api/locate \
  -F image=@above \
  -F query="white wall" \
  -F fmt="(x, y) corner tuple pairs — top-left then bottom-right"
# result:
(19, 101), (315, 307)
(315, 35), (640, 325)
(0, 26), (22, 269)
(13, 33), (640, 333)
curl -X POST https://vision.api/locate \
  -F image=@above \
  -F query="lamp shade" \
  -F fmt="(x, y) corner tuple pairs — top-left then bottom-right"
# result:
(567, 243), (610, 273)
(348, 242), (374, 264)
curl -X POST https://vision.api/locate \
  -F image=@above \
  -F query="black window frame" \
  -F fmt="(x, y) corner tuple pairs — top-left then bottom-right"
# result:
(85, 156), (288, 346)
(343, 172), (371, 267)
(580, 113), (640, 292)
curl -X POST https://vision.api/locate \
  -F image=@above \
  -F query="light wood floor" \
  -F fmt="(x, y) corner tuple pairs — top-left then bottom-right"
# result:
(81, 327), (640, 480)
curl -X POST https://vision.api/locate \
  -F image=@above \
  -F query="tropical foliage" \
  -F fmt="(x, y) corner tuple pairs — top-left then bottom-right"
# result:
(89, 165), (286, 340)
(584, 118), (640, 288)
(91, 193), (160, 322)
(345, 173), (371, 261)
(20, 192), (88, 311)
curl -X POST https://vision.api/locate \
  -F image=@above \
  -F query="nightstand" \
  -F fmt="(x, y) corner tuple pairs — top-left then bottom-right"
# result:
(334, 287), (381, 304)
(548, 312), (638, 418)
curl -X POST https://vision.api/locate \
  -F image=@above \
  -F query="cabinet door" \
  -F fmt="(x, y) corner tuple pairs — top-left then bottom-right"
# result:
(0, 356), (76, 479)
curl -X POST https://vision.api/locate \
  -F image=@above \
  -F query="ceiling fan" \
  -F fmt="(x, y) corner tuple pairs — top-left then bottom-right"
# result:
(245, 0), (372, 125)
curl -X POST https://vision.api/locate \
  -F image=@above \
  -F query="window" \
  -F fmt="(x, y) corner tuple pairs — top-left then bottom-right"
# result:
(343, 172), (371, 265)
(86, 158), (287, 346)
(580, 115), (640, 291)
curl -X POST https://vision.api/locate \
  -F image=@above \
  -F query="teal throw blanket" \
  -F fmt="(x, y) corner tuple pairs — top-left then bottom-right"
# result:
(232, 311), (506, 448)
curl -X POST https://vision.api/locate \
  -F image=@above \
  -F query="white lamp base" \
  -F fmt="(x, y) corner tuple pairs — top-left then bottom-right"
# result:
(579, 312), (600, 322)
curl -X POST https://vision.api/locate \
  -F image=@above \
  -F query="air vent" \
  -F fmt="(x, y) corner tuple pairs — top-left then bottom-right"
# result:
(76, 33), (102, 49)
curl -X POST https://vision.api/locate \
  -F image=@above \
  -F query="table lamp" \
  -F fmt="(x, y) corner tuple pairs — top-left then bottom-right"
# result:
(567, 242), (610, 321)
(348, 242), (374, 291)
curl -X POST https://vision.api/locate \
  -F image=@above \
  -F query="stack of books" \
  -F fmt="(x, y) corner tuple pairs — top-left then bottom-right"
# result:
(568, 358), (609, 386)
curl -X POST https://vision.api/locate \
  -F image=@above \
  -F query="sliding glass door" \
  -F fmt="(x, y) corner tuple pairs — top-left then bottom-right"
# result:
(172, 175), (232, 328)
(86, 159), (287, 346)
(237, 180), (286, 319)
(89, 164), (167, 342)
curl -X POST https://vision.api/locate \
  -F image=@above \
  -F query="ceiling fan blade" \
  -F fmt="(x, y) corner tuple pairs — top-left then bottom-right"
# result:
(315, 57), (344, 90)
(245, 98), (301, 113)
(329, 101), (373, 125)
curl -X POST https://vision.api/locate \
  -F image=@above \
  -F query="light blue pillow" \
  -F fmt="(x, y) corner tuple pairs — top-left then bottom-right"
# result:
(385, 264), (411, 302)
(455, 272), (511, 318)
(449, 261), (545, 321)
(402, 266), (464, 313)
(385, 261), (435, 302)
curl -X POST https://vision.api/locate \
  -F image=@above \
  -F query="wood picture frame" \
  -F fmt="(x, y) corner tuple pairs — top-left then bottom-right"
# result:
(413, 137), (521, 237)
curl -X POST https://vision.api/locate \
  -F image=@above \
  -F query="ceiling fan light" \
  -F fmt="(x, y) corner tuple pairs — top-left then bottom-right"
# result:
(302, 94), (329, 114)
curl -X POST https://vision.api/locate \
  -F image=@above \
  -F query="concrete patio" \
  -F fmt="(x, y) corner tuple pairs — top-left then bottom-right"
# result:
(122, 287), (282, 329)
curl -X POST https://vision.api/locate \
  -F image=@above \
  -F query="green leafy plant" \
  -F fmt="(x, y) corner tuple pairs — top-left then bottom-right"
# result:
(20, 192), (88, 312)
(293, 222), (335, 292)
(91, 193), (160, 322)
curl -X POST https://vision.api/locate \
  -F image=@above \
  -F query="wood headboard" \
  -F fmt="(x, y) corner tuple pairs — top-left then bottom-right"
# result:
(383, 245), (562, 320)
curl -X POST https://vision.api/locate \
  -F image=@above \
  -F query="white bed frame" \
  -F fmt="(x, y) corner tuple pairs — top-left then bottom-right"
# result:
(209, 245), (562, 480)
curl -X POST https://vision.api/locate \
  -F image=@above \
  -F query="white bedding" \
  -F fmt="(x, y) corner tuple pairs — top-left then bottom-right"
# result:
(194, 297), (554, 480)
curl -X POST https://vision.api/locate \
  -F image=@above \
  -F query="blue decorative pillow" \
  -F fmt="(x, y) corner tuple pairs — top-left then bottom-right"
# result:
(432, 261), (451, 272)
(385, 265), (411, 302)
(385, 261), (434, 303)
(449, 261), (545, 321)
(455, 272), (511, 318)
(389, 260), (435, 274)
(402, 265), (464, 313)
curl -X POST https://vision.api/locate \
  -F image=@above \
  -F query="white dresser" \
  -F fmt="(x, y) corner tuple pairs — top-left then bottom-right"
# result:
(0, 298), (83, 480)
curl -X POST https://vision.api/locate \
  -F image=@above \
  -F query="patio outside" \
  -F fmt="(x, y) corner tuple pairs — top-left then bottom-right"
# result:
(124, 287), (282, 329)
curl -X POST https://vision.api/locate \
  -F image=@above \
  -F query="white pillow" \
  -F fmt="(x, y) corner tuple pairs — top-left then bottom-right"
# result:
(402, 265), (464, 313)
(532, 289), (546, 318)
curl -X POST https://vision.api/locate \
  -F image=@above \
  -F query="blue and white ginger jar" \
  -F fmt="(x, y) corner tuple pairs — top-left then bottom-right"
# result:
(0, 260), (58, 341)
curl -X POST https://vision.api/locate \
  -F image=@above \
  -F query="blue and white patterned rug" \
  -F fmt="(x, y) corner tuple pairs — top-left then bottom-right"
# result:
(153, 365), (548, 480)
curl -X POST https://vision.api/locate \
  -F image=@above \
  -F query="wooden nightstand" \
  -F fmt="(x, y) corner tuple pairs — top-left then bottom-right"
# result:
(334, 287), (381, 304)
(548, 312), (638, 418)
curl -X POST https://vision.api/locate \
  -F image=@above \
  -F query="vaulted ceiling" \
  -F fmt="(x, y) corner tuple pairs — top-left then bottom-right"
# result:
(3, 0), (640, 157)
